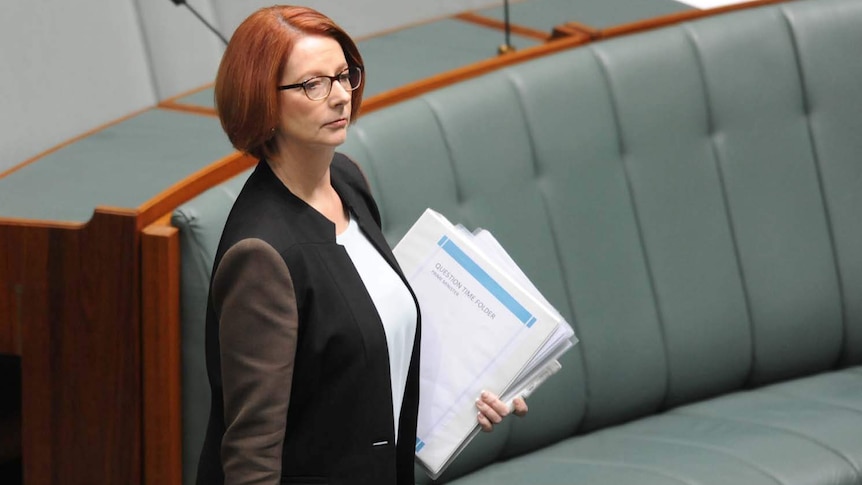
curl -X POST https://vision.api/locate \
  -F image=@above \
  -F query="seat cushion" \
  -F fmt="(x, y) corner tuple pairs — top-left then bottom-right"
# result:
(446, 367), (862, 485)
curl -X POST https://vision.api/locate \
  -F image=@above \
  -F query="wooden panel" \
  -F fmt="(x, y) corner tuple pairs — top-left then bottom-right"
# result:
(141, 224), (182, 485)
(0, 209), (142, 485)
(0, 273), (22, 356)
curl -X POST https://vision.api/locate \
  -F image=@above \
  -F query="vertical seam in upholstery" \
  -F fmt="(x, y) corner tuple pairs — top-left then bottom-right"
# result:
(780, 6), (848, 367)
(683, 23), (759, 386)
(504, 70), (542, 179)
(492, 71), (534, 459)
(506, 68), (592, 435)
(422, 97), (465, 205)
(353, 129), (387, 223)
(591, 45), (670, 413)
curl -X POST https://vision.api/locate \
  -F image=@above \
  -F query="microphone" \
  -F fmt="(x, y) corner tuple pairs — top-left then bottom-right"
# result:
(498, 0), (515, 55)
(170, 0), (229, 46)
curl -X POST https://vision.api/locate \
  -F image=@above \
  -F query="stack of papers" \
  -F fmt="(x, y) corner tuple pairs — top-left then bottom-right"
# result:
(393, 208), (577, 479)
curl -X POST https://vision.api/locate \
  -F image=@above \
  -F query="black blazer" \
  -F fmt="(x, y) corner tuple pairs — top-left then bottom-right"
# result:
(197, 154), (421, 485)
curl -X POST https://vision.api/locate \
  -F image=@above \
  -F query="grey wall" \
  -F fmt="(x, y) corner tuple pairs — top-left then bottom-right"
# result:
(0, 0), (503, 175)
(0, 0), (156, 175)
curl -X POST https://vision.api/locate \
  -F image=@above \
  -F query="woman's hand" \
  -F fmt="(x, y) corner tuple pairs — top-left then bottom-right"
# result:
(475, 390), (528, 432)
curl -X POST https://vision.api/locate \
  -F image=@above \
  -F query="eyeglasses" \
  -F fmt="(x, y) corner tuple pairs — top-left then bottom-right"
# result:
(277, 66), (363, 101)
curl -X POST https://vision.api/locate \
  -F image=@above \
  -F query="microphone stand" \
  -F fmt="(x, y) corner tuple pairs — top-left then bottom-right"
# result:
(498, 0), (515, 54)
(170, 0), (229, 46)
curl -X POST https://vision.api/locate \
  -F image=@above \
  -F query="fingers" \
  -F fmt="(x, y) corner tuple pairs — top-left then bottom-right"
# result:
(476, 390), (529, 432)
(512, 397), (528, 417)
(475, 392), (506, 432)
(477, 410), (494, 432)
(482, 391), (512, 416)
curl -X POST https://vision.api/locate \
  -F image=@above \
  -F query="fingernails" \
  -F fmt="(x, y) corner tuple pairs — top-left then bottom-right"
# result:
(481, 390), (488, 399)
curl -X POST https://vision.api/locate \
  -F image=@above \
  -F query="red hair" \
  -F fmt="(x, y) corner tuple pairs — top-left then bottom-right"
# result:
(214, 6), (365, 160)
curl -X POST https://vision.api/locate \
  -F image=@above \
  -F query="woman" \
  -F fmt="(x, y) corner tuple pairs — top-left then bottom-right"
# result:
(196, 6), (527, 485)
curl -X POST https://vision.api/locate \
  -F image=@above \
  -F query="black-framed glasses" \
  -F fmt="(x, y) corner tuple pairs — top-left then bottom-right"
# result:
(277, 66), (363, 101)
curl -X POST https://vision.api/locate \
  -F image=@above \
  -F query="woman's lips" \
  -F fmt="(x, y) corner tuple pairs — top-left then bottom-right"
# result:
(325, 118), (348, 128)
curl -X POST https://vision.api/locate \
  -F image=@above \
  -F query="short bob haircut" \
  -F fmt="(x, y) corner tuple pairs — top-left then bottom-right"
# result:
(214, 6), (365, 161)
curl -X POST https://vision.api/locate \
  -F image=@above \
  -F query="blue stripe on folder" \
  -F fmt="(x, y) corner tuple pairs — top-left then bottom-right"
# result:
(437, 236), (535, 327)
(416, 438), (425, 452)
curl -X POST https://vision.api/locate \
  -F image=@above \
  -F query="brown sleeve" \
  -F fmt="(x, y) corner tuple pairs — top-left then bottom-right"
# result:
(212, 238), (298, 485)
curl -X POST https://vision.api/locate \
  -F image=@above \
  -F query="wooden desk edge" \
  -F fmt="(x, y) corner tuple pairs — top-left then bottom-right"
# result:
(141, 223), (183, 485)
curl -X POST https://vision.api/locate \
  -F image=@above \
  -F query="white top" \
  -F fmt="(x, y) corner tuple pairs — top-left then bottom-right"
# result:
(336, 213), (417, 441)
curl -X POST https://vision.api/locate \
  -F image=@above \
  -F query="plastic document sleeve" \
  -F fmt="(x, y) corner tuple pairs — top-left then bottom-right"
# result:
(393, 208), (575, 479)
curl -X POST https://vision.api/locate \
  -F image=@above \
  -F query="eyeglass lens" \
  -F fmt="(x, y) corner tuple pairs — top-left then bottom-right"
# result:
(305, 67), (362, 100)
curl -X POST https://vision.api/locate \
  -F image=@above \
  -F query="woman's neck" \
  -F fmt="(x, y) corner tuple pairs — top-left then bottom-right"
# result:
(268, 147), (332, 199)
(267, 144), (348, 231)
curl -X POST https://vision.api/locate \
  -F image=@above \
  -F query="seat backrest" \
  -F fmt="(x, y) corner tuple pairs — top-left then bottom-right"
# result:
(172, 173), (250, 485)
(173, 0), (862, 482)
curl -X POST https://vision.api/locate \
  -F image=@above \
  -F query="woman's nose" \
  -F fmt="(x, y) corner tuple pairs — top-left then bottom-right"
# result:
(329, 79), (351, 106)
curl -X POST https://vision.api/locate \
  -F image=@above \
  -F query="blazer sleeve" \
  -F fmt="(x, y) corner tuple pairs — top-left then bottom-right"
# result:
(211, 238), (299, 485)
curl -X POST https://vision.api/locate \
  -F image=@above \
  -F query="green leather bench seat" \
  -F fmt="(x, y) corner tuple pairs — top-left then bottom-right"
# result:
(173, 0), (862, 483)
(445, 367), (862, 484)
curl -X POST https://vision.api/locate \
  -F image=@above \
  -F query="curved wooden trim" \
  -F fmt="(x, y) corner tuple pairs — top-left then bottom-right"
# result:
(136, 151), (257, 228)
(8, 0), (796, 230)
(157, 9), (551, 118)
(353, 7), (494, 42)
(598, 0), (791, 39)
(141, 224), (182, 485)
(136, 35), (590, 223)
(361, 34), (589, 114)
(95, 205), (140, 218)
(157, 81), (216, 116)
(159, 82), (215, 106)
(153, 212), (173, 227)
(0, 207), (141, 230)
(158, 100), (217, 118)
(0, 106), (155, 180)
(134, 36), (596, 220)
(0, 217), (84, 230)
(454, 12), (551, 41)
(551, 21), (601, 41)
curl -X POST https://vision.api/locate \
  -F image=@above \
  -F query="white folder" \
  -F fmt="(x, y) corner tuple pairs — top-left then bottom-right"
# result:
(393, 208), (576, 478)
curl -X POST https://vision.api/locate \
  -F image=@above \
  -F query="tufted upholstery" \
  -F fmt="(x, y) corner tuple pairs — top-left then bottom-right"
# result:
(173, 0), (862, 483)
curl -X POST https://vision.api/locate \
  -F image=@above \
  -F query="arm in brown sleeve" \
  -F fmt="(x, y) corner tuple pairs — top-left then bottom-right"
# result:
(211, 238), (298, 485)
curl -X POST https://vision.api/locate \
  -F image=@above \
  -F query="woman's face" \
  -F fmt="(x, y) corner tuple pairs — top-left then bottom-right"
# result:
(275, 35), (352, 152)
